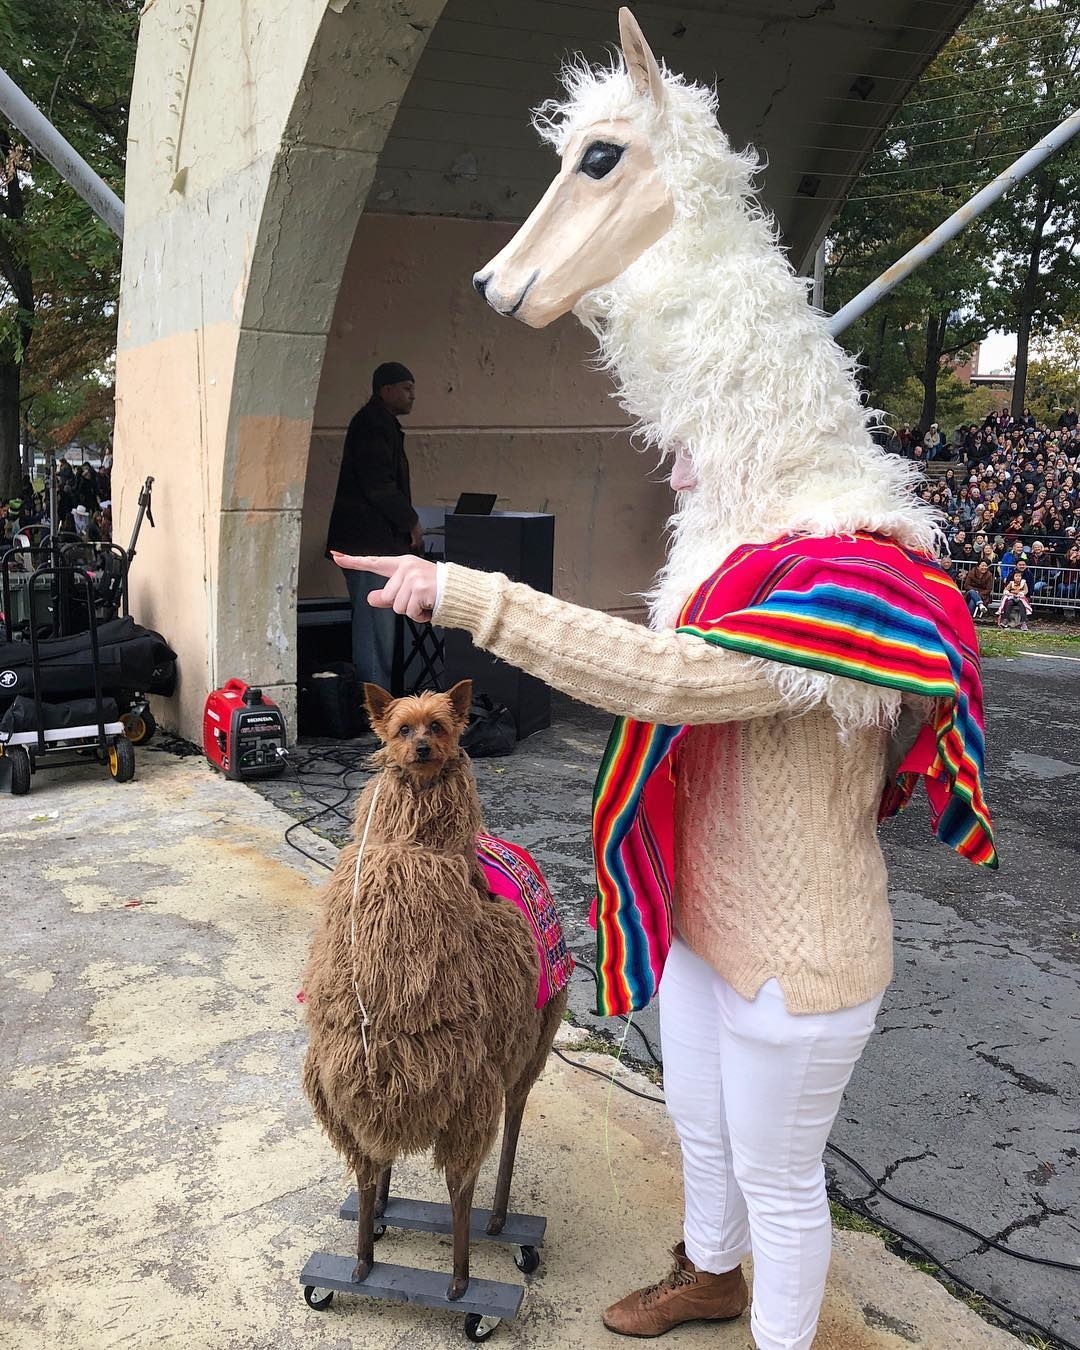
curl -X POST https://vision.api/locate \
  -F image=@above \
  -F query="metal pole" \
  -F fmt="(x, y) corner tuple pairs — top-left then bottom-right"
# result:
(46, 452), (56, 537)
(0, 65), (124, 239)
(812, 240), (826, 311)
(828, 107), (1080, 338)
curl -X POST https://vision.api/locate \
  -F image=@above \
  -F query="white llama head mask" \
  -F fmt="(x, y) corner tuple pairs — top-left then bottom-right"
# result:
(473, 9), (676, 328)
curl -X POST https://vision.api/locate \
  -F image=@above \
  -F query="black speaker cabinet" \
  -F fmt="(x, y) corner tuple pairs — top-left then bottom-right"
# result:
(444, 512), (555, 738)
(296, 597), (352, 677)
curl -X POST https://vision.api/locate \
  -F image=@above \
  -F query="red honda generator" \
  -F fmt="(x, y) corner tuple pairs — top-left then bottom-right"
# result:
(203, 679), (287, 781)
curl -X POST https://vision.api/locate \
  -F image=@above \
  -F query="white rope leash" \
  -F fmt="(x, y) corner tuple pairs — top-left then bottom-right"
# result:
(350, 782), (381, 1065)
(603, 1010), (635, 1207)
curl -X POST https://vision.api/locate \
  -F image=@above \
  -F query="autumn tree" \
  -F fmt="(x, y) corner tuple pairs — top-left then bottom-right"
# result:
(0, 0), (137, 498)
(826, 37), (999, 433)
(828, 0), (1080, 431)
(973, 0), (1080, 418)
(1024, 325), (1080, 418)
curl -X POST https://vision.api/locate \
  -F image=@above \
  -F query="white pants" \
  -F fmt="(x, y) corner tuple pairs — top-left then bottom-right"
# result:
(659, 939), (882, 1350)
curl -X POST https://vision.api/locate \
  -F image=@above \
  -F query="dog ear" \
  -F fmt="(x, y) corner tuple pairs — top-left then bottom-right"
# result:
(446, 679), (473, 727)
(363, 683), (394, 730)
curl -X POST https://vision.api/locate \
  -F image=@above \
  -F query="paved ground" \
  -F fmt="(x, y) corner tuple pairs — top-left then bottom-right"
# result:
(0, 751), (1019, 1350)
(257, 654), (1080, 1348)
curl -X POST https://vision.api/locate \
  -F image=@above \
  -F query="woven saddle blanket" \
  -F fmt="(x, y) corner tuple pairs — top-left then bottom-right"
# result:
(477, 832), (573, 1008)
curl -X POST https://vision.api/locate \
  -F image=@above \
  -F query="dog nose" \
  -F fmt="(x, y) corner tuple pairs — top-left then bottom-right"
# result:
(473, 271), (489, 298)
(415, 743), (431, 761)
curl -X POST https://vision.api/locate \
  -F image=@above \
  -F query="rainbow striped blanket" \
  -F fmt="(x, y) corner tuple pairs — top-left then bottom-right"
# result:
(591, 532), (996, 1017)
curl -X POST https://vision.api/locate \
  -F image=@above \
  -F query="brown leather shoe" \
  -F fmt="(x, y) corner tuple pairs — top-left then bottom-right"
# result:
(603, 1242), (749, 1337)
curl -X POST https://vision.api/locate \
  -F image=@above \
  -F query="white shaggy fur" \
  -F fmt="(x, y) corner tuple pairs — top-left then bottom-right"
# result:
(533, 54), (942, 729)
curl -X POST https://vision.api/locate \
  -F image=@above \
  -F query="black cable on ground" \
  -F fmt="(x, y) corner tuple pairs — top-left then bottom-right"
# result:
(551, 1046), (667, 1105)
(827, 1141), (1080, 1274)
(280, 752), (372, 869)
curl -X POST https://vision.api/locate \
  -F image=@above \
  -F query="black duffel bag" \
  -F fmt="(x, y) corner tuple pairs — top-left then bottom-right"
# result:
(0, 617), (177, 701)
(461, 693), (516, 758)
(0, 694), (120, 737)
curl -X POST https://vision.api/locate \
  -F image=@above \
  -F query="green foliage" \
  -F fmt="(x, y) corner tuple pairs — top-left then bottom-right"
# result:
(828, 0), (1080, 431)
(0, 0), (138, 493)
(1024, 326), (1080, 419)
(977, 624), (1080, 657)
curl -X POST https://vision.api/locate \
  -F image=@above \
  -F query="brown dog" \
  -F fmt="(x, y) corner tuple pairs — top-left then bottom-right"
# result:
(302, 679), (567, 1299)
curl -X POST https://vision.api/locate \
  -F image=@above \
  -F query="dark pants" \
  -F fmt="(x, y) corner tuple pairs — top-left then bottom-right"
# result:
(344, 568), (396, 692)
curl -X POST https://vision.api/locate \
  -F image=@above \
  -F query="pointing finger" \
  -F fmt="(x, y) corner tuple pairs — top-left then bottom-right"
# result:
(331, 552), (396, 577)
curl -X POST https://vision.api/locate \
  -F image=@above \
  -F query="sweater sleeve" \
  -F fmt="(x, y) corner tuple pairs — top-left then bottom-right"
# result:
(434, 563), (791, 726)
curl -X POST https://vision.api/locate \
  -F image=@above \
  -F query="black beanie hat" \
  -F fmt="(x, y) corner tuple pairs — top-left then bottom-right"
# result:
(372, 361), (414, 392)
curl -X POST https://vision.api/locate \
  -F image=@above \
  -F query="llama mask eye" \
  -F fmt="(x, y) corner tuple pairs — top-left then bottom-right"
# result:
(579, 141), (625, 179)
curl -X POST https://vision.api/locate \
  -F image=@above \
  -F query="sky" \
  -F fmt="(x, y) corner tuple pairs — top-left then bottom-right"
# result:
(978, 330), (1018, 374)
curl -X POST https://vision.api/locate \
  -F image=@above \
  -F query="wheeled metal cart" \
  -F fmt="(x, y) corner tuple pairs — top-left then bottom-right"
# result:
(299, 1190), (547, 1342)
(0, 563), (135, 795)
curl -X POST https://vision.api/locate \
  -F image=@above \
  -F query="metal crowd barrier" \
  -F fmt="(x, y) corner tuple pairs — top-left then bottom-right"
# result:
(953, 559), (1080, 614)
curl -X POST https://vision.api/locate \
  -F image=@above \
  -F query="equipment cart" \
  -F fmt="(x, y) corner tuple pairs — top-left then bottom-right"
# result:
(0, 561), (135, 795)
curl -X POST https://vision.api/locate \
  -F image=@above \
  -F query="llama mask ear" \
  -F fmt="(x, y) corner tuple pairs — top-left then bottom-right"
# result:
(618, 8), (665, 107)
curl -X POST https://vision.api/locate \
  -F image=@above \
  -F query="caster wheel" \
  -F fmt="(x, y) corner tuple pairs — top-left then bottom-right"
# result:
(513, 1244), (540, 1274)
(373, 1224), (387, 1241)
(464, 1313), (501, 1342)
(108, 736), (136, 783)
(122, 709), (156, 745)
(8, 746), (31, 796)
(303, 1285), (334, 1310)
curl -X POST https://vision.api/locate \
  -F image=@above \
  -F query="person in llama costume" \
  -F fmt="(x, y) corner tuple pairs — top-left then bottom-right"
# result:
(334, 11), (995, 1349)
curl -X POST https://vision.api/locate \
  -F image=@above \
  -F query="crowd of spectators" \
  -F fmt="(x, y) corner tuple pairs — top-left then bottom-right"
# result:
(0, 454), (113, 547)
(886, 405), (1080, 625)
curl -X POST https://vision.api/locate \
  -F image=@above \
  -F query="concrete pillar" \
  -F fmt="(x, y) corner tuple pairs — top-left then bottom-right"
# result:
(114, 0), (444, 739)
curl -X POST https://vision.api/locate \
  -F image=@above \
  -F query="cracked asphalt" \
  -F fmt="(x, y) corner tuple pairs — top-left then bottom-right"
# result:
(259, 653), (1079, 1347)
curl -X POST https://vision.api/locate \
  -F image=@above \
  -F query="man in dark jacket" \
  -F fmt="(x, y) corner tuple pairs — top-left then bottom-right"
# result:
(327, 362), (421, 690)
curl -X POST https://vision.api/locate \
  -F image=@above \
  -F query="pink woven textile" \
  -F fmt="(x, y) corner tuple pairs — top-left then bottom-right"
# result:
(477, 833), (574, 1008)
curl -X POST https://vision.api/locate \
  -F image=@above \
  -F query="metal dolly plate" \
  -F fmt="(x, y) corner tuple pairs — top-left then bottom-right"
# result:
(339, 1193), (547, 1248)
(299, 1253), (524, 1318)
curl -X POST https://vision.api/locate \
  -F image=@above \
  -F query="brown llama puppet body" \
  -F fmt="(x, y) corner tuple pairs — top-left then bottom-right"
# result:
(302, 680), (567, 1299)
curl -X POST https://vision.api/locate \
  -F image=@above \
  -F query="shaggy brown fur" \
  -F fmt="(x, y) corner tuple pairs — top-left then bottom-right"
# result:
(302, 679), (567, 1299)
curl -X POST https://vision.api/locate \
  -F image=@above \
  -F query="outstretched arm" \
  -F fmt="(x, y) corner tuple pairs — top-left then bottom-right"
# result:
(332, 552), (788, 726)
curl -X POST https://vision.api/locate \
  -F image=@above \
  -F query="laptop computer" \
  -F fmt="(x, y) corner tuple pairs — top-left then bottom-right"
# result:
(453, 492), (498, 515)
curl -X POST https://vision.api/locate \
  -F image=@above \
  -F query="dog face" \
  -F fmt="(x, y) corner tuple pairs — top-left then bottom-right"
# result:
(363, 680), (472, 780)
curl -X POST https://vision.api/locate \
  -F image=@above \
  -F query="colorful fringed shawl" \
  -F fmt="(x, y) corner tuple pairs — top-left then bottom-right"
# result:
(591, 532), (997, 1017)
(477, 833), (574, 1008)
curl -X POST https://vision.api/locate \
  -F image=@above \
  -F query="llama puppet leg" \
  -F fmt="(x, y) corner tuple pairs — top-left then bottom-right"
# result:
(488, 993), (566, 1234)
(487, 1084), (528, 1237)
(444, 1160), (482, 1301)
(375, 1165), (391, 1220)
(352, 1157), (382, 1284)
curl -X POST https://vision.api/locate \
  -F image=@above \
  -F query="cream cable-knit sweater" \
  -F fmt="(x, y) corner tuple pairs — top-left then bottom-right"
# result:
(435, 563), (894, 1015)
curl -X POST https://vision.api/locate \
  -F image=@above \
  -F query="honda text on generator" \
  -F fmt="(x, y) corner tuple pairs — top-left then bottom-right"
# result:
(203, 679), (287, 780)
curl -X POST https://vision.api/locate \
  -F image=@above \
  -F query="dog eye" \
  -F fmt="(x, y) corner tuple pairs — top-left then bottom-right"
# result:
(579, 141), (625, 180)
(428, 721), (442, 734)
(398, 725), (410, 737)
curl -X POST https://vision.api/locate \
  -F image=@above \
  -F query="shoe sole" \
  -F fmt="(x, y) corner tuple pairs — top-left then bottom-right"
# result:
(602, 1310), (747, 1338)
